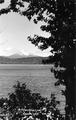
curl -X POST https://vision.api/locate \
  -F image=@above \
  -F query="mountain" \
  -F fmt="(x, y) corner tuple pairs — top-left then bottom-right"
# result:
(8, 53), (27, 58)
(0, 55), (48, 64)
(8, 53), (41, 58)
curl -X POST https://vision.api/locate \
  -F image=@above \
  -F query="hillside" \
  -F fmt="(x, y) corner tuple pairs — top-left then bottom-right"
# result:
(0, 56), (48, 64)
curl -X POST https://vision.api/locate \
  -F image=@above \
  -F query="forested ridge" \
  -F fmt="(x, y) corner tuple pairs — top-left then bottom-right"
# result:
(0, 56), (47, 64)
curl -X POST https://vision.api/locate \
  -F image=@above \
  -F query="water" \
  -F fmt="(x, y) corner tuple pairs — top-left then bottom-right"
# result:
(0, 64), (56, 98)
(0, 64), (65, 113)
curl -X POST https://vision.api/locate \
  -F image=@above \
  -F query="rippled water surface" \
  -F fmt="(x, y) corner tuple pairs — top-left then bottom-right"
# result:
(0, 64), (65, 113)
(0, 64), (58, 98)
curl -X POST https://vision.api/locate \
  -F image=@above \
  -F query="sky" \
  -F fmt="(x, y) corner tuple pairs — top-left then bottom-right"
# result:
(0, 0), (51, 57)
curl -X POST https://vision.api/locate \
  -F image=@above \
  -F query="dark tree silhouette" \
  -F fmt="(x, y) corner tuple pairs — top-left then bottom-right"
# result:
(0, 0), (4, 4)
(20, 0), (75, 119)
(0, 98), (8, 108)
(0, 82), (64, 120)
(8, 81), (46, 111)
(0, 0), (76, 119)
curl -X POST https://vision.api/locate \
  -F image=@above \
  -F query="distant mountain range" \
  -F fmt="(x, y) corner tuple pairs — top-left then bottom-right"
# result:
(0, 54), (48, 64)
(8, 53), (40, 58)
(8, 53), (27, 58)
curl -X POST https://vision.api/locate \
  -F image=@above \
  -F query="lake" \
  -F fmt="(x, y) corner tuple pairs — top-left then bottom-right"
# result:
(0, 64), (65, 113)
(0, 64), (56, 98)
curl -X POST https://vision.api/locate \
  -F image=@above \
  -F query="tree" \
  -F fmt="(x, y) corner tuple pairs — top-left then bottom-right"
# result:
(8, 81), (45, 111)
(0, 0), (4, 4)
(0, 82), (64, 120)
(20, 0), (75, 119)
(0, 98), (8, 108)
(0, 0), (76, 119)
(8, 81), (32, 110)
(47, 94), (64, 120)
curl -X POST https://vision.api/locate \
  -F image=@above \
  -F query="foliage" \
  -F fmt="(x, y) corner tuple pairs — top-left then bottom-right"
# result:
(7, 81), (45, 111)
(0, 0), (4, 4)
(19, 1), (75, 119)
(0, 98), (8, 108)
(0, 82), (64, 120)
(0, 0), (76, 119)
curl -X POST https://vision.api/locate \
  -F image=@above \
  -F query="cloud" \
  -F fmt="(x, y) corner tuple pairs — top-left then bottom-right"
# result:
(0, 0), (10, 10)
(0, 39), (8, 45)
(5, 47), (12, 51)
(20, 49), (29, 55)
(0, 47), (13, 56)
